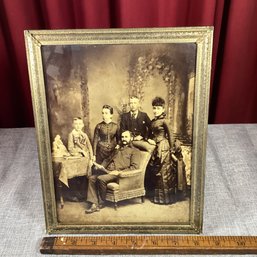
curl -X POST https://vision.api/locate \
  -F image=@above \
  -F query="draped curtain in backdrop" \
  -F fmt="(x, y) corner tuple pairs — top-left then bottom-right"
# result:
(0, 0), (256, 127)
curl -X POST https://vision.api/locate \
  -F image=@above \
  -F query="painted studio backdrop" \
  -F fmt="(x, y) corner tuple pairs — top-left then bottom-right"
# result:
(41, 43), (196, 223)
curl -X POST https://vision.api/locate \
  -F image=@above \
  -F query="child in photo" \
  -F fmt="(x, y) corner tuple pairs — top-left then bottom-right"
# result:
(68, 117), (93, 160)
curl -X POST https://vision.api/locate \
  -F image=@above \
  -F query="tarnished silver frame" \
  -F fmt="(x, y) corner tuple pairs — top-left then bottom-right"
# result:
(25, 27), (213, 234)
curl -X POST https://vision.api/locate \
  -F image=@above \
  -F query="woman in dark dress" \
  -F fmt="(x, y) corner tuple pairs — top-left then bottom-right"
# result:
(93, 105), (119, 164)
(147, 97), (177, 204)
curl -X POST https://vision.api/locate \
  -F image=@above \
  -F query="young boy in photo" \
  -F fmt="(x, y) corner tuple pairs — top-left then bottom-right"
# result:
(68, 117), (93, 160)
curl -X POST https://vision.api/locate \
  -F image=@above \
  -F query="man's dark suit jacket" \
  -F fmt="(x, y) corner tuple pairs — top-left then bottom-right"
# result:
(103, 144), (141, 171)
(120, 111), (151, 140)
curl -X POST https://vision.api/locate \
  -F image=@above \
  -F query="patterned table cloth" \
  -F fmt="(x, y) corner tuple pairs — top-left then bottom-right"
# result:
(53, 157), (91, 187)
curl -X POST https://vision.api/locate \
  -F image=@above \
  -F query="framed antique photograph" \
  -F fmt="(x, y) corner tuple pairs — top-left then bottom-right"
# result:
(25, 27), (213, 234)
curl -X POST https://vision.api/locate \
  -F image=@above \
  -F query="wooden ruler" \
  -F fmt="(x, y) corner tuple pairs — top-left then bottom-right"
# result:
(41, 235), (257, 255)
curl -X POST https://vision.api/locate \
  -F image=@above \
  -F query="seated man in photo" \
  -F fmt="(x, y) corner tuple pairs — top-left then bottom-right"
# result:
(86, 130), (141, 214)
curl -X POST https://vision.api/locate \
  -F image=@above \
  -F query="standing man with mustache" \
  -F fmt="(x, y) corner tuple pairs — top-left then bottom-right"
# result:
(86, 130), (141, 214)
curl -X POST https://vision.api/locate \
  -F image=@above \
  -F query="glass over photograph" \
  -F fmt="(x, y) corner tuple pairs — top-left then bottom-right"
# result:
(42, 43), (196, 225)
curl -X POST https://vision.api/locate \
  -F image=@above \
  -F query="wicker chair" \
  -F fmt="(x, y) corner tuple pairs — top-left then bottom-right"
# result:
(105, 142), (155, 210)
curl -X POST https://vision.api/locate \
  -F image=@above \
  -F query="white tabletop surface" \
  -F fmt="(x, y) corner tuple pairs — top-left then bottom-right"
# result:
(0, 124), (257, 256)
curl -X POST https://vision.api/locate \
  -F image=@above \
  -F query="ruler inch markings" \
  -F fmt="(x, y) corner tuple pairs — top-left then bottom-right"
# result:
(41, 235), (257, 254)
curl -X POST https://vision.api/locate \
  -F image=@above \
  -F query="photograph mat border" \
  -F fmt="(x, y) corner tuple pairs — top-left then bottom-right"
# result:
(25, 27), (213, 234)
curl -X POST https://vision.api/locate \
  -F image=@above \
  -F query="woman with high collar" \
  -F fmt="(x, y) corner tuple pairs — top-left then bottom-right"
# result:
(93, 105), (119, 165)
(147, 97), (177, 204)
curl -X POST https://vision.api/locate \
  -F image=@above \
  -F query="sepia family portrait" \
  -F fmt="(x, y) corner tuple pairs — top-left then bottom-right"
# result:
(42, 42), (196, 226)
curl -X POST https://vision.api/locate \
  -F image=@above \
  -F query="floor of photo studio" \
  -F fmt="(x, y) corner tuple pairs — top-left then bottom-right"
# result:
(57, 196), (190, 224)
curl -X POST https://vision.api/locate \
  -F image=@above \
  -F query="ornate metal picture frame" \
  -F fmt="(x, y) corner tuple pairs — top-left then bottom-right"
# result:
(25, 27), (213, 234)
